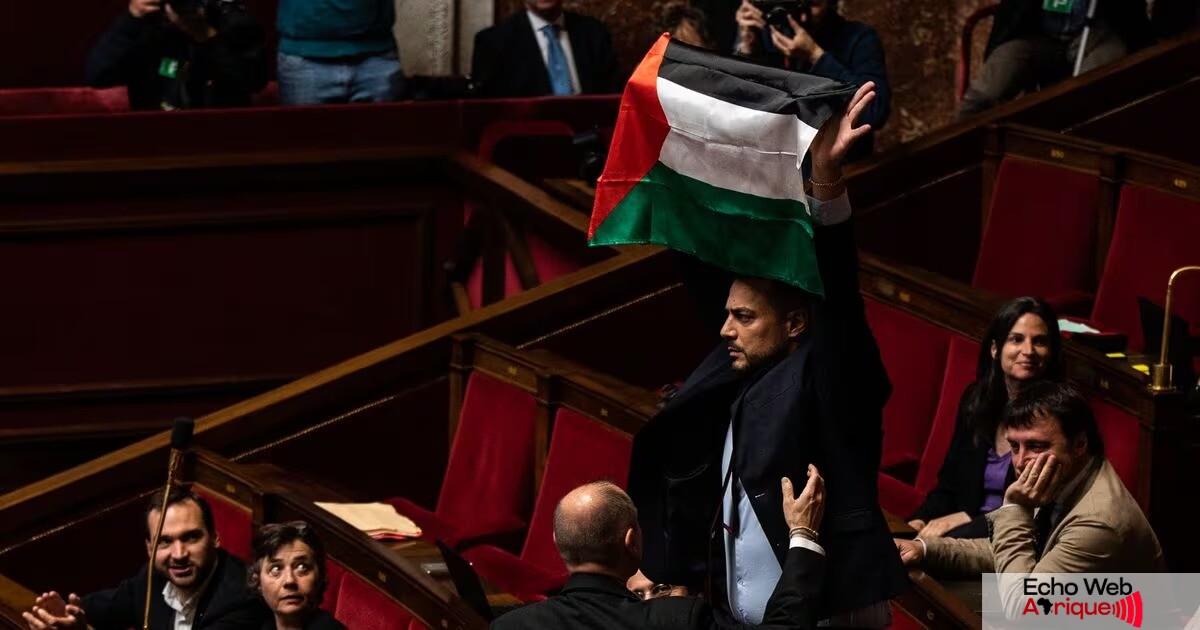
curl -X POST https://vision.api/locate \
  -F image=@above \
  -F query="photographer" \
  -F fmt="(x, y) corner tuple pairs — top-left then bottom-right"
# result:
(733, 0), (889, 162)
(86, 0), (268, 110)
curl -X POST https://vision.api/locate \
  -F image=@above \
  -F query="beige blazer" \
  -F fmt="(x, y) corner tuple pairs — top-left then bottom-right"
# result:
(924, 457), (1165, 577)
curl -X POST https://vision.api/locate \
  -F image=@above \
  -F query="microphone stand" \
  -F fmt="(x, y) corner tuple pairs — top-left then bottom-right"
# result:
(1150, 266), (1200, 393)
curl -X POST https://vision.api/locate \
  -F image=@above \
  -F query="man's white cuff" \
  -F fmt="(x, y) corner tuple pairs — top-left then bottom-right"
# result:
(804, 191), (851, 226)
(789, 535), (826, 556)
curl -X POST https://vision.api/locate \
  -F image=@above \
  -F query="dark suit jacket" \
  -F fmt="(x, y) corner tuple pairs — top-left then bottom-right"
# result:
(985, 0), (1154, 56)
(471, 10), (620, 98)
(627, 220), (909, 618)
(909, 384), (1016, 539)
(82, 550), (269, 630)
(491, 547), (824, 630)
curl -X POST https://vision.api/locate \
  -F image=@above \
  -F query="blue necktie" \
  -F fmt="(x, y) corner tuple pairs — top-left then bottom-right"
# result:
(541, 24), (573, 96)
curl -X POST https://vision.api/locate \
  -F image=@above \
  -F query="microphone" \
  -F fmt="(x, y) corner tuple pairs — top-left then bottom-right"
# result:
(144, 417), (195, 630)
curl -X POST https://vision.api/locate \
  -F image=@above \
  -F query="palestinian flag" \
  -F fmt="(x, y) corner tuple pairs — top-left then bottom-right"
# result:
(588, 34), (856, 296)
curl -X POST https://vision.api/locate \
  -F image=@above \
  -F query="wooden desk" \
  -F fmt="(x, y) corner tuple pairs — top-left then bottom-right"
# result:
(541, 178), (596, 213)
(387, 539), (524, 609)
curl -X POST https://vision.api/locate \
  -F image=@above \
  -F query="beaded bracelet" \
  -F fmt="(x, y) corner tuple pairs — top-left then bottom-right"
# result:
(809, 176), (844, 190)
(789, 526), (819, 541)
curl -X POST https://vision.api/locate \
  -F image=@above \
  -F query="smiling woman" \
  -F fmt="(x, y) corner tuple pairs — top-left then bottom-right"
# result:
(248, 523), (345, 630)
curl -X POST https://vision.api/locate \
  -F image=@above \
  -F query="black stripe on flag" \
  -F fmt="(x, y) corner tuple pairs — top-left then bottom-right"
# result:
(657, 39), (857, 123)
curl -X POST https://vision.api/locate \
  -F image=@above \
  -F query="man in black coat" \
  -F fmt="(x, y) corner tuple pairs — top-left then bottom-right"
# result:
(958, 0), (1153, 116)
(626, 82), (908, 627)
(86, 0), (268, 110)
(470, 0), (620, 98)
(492, 470), (827, 630)
(22, 489), (268, 630)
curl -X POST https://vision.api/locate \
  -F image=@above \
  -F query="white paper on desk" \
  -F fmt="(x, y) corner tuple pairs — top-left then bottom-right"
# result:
(1058, 318), (1101, 334)
(314, 502), (422, 538)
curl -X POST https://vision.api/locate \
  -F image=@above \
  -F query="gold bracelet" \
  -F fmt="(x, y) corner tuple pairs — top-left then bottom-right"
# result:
(789, 526), (819, 541)
(809, 176), (844, 189)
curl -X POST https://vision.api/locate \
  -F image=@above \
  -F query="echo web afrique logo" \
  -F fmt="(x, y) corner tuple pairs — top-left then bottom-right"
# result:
(1022, 577), (1144, 627)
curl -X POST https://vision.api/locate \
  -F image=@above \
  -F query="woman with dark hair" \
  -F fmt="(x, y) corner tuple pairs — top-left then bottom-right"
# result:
(907, 296), (1062, 539)
(249, 522), (345, 630)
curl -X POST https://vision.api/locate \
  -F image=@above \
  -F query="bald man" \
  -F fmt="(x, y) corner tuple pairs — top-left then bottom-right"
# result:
(492, 467), (828, 630)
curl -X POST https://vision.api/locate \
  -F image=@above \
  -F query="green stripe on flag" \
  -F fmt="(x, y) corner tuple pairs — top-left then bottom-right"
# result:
(590, 162), (825, 296)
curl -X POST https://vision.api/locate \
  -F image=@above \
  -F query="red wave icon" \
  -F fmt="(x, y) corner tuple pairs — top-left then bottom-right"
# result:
(1113, 591), (1143, 628)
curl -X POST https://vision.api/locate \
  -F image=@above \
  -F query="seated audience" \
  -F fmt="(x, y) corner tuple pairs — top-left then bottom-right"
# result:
(85, 0), (268, 110)
(958, 0), (1154, 117)
(732, 0), (889, 161)
(23, 488), (268, 630)
(895, 382), (1165, 579)
(493, 467), (828, 629)
(275, 0), (404, 104)
(908, 297), (1061, 539)
(660, 1), (713, 48)
(471, 0), (621, 98)
(249, 522), (344, 630)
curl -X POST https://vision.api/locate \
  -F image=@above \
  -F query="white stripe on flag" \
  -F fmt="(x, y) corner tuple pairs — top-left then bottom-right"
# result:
(655, 77), (820, 202)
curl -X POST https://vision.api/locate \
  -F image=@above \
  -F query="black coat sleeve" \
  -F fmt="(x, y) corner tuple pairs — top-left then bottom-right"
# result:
(592, 25), (620, 93)
(471, 28), (499, 97)
(85, 12), (151, 87)
(80, 571), (142, 630)
(909, 386), (980, 522)
(809, 26), (891, 130)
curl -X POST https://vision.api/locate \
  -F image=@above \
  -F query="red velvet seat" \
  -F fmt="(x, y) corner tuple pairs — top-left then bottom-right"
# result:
(865, 298), (954, 470)
(1089, 397), (1141, 496)
(1091, 184), (1200, 352)
(386, 372), (539, 548)
(973, 156), (1100, 313)
(320, 560), (349, 613)
(194, 488), (253, 561)
(333, 572), (415, 630)
(463, 408), (633, 601)
(464, 120), (585, 309)
(879, 336), (980, 517)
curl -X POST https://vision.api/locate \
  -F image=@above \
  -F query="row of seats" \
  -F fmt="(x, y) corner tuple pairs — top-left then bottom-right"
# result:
(386, 372), (633, 601)
(973, 154), (1200, 352)
(867, 296), (1142, 518)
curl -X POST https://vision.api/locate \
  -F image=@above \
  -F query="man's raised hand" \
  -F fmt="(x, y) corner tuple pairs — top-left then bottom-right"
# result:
(782, 464), (826, 533)
(809, 81), (875, 172)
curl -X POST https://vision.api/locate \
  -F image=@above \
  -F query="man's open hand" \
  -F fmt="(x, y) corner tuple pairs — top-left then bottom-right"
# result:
(782, 464), (825, 532)
(23, 592), (87, 630)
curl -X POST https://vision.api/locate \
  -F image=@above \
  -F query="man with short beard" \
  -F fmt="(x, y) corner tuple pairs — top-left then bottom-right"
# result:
(627, 82), (907, 627)
(23, 489), (267, 630)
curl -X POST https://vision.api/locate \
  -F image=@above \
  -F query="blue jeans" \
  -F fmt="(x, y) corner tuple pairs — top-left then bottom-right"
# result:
(277, 50), (405, 105)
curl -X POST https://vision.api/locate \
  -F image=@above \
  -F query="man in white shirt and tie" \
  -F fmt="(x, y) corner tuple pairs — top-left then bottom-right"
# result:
(471, 0), (620, 98)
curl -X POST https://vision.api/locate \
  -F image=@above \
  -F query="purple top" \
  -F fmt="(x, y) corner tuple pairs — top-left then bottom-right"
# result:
(979, 448), (1012, 513)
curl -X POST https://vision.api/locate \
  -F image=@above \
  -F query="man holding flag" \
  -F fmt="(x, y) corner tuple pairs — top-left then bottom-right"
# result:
(595, 36), (908, 626)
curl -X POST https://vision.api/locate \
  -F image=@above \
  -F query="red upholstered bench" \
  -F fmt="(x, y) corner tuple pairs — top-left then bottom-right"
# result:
(387, 372), (538, 549)
(972, 156), (1101, 315)
(1090, 184), (1200, 352)
(463, 408), (633, 602)
(194, 487), (253, 561)
(1090, 397), (1141, 498)
(878, 336), (979, 518)
(463, 120), (586, 309)
(865, 297), (954, 473)
(333, 570), (428, 630)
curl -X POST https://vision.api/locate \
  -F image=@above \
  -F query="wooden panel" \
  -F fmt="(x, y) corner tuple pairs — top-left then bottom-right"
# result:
(855, 166), (984, 283)
(1067, 77), (1200, 166)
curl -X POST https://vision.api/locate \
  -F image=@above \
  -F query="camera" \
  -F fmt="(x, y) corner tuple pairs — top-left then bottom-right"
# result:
(752, 0), (812, 38)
